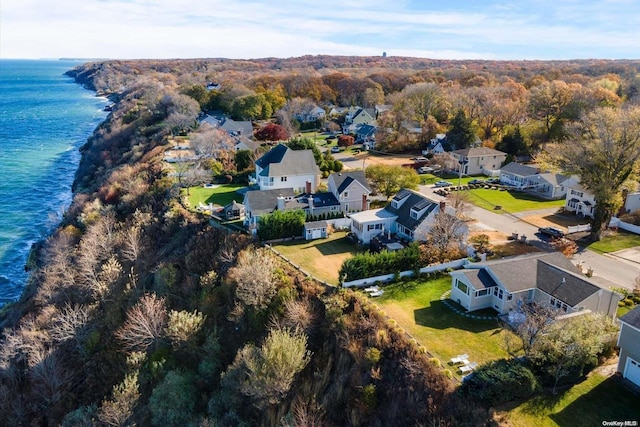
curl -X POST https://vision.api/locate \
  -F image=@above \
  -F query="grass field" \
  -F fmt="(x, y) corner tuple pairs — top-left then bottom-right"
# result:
(182, 184), (245, 208)
(504, 373), (640, 426)
(374, 276), (517, 372)
(463, 189), (565, 213)
(587, 230), (640, 254)
(272, 231), (362, 284)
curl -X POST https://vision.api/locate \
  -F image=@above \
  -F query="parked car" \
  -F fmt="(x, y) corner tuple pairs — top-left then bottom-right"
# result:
(412, 156), (429, 162)
(468, 179), (486, 185)
(417, 166), (435, 174)
(434, 180), (453, 187)
(331, 146), (340, 153)
(486, 178), (500, 184)
(538, 227), (565, 238)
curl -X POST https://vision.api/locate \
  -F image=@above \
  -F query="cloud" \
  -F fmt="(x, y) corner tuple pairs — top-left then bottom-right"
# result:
(1, 0), (638, 59)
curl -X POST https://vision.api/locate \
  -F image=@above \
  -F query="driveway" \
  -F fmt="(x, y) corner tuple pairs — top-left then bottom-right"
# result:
(417, 185), (640, 291)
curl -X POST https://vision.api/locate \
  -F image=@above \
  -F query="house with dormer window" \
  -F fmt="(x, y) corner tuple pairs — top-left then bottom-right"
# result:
(449, 252), (620, 317)
(327, 171), (372, 213)
(348, 188), (458, 244)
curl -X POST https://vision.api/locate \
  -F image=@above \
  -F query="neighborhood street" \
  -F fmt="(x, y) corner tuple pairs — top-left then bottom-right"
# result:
(417, 184), (640, 291)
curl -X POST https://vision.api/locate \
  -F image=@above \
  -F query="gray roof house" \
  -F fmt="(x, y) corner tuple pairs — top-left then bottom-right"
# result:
(617, 305), (640, 387)
(449, 252), (620, 317)
(500, 162), (577, 200)
(349, 188), (460, 244)
(327, 171), (372, 213)
(450, 147), (507, 176)
(254, 144), (320, 192)
(243, 188), (296, 230)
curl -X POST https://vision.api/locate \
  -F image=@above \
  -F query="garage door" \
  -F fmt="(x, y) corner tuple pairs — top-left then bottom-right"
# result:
(625, 357), (640, 386)
(310, 229), (322, 240)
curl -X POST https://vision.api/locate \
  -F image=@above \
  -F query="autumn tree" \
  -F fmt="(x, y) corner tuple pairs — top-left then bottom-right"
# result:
(540, 106), (640, 240)
(529, 80), (577, 141)
(365, 165), (420, 199)
(255, 123), (288, 141)
(337, 135), (354, 147)
(424, 211), (467, 262)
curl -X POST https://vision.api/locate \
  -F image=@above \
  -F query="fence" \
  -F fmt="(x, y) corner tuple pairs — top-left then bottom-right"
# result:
(610, 217), (640, 235)
(341, 258), (469, 288)
(567, 223), (591, 234)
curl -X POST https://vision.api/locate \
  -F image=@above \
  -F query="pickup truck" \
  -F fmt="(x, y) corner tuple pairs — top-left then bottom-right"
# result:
(538, 227), (565, 238)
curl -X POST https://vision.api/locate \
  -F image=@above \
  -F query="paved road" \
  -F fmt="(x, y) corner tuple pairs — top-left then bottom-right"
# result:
(417, 184), (640, 291)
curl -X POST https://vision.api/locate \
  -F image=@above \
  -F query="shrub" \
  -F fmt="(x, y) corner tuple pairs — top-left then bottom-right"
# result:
(339, 243), (422, 282)
(365, 347), (381, 365)
(428, 357), (441, 368)
(459, 359), (540, 406)
(149, 370), (197, 426)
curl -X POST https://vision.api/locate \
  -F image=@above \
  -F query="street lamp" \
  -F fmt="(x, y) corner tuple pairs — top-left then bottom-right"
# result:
(458, 159), (469, 187)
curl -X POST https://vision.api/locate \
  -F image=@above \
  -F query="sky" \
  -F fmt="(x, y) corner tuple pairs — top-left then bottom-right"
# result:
(1, 0), (639, 61)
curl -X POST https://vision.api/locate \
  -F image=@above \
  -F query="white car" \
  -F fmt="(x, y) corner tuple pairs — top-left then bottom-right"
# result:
(434, 180), (453, 187)
(331, 146), (340, 153)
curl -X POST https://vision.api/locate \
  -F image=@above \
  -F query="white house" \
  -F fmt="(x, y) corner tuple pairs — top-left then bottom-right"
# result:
(623, 191), (640, 214)
(422, 134), (448, 155)
(617, 306), (640, 387)
(449, 252), (620, 317)
(349, 189), (458, 244)
(254, 144), (320, 192)
(500, 162), (577, 200)
(450, 147), (507, 176)
(564, 184), (596, 217)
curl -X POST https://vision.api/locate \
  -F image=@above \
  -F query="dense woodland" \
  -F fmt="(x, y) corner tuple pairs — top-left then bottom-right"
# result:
(1, 55), (639, 426)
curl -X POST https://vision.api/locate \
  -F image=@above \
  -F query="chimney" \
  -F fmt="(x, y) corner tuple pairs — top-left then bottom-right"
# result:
(439, 201), (446, 211)
(308, 195), (314, 211)
(306, 180), (312, 195)
(277, 196), (285, 211)
(362, 193), (368, 211)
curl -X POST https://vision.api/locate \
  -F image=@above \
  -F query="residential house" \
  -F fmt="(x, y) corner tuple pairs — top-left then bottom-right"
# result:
(327, 171), (372, 213)
(450, 147), (507, 176)
(564, 184), (596, 218)
(500, 162), (577, 200)
(198, 114), (259, 152)
(294, 106), (326, 123)
(499, 162), (540, 187)
(422, 134), (448, 155)
(243, 188), (296, 230)
(623, 191), (640, 214)
(449, 252), (620, 317)
(354, 123), (376, 146)
(616, 305), (640, 387)
(343, 106), (377, 134)
(254, 144), (320, 192)
(349, 189), (457, 244)
(328, 106), (349, 117)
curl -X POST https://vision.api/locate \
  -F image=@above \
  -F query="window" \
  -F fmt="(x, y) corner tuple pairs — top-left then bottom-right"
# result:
(330, 206), (337, 211)
(507, 293), (513, 301)
(391, 201), (398, 209)
(476, 289), (489, 297)
(571, 189), (583, 197)
(343, 191), (349, 199)
(456, 280), (469, 294)
(281, 176), (287, 182)
(498, 289), (504, 300)
(410, 210), (418, 219)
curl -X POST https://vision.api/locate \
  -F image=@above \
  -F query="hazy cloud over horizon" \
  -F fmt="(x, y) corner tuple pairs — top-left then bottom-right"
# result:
(2, 0), (639, 60)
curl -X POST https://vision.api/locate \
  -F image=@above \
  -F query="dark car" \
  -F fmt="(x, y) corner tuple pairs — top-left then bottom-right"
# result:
(538, 227), (565, 238)
(486, 178), (501, 184)
(468, 179), (486, 185)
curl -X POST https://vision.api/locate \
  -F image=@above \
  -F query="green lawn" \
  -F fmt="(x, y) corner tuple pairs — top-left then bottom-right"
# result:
(272, 231), (362, 284)
(182, 184), (245, 209)
(463, 189), (565, 213)
(587, 230), (640, 254)
(505, 373), (640, 426)
(374, 276), (517, 372)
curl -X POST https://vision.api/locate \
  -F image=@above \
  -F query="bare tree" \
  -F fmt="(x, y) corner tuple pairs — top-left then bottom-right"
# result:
(116, 294), (168, 352)
(48, 304), (93, 355)
(227, 247), (278, 309)
(425, 211), (468, 261)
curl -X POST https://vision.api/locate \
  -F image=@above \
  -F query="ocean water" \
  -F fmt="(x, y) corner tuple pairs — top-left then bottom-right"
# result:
(0, 59), (108, 305)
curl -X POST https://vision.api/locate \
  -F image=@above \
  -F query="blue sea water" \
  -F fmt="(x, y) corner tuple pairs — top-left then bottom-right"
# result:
(0, 59), (108, 305)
